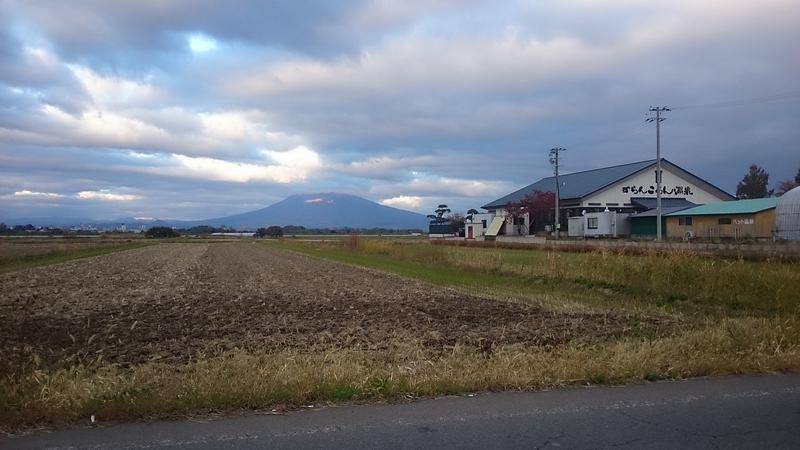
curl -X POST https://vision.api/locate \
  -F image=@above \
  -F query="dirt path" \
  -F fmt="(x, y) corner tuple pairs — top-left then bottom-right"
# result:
(1, 243), (647, 366)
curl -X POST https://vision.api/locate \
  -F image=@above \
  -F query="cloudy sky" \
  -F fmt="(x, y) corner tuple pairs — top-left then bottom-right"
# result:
(1, 0), (798, 221)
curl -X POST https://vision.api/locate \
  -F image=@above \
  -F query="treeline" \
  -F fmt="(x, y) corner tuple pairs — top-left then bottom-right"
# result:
(0, 223), (79, 235)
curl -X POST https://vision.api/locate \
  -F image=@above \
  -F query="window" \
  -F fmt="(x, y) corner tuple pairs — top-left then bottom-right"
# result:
(718, 217), (732, 225)
(481, 220), (487, 228)
(514, 217), (525, 225)
(679, 216), (693, 226)
(587, 217), (599, 229)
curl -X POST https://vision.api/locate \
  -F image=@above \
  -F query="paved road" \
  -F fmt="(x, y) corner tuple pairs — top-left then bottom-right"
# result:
(5, 374), (800, 449)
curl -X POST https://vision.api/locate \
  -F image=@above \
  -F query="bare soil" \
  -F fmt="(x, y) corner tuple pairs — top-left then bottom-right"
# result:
(0, 243), (657, 367)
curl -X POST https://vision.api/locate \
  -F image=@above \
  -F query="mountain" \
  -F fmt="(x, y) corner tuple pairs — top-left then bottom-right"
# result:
(185, 193), (428, 230)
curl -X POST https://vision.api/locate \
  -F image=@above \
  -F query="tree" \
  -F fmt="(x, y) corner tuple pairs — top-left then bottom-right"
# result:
(187, 225), (217, 234)
(145, 226), (180, 238)
(736, 164), (771, 199)
(427, 204), (451, 223)
(255, 226), (282, 237)
(502, 190), (555, 233)
(777, 167), (800, 195)
(465, 208), (479, 222)
(520, 190), (555, 231)
(448, 213), (465, 233)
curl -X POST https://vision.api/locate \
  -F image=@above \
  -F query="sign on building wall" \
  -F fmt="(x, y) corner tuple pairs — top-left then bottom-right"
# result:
(621, 185), (694, 195)
(582, 166), (729, 207)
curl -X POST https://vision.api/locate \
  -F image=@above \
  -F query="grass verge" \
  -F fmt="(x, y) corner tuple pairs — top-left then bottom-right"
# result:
(0, 242), (151, 274)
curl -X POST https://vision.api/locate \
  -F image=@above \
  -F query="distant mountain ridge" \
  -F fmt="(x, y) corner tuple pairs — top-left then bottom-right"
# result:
(3, 193), (429, 230)
(187, 193), (427, 230)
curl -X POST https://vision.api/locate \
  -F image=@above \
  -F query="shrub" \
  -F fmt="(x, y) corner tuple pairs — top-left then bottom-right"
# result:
(145, 227), (180, 239)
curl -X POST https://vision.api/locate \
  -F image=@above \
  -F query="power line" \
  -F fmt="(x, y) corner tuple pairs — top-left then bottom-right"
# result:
(671, 91), (800, 110)
(561, 90), (798, 152)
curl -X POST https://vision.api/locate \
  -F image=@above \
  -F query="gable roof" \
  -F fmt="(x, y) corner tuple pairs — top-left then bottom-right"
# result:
(482, 158), (735, 210)
(630, 206), (695, 218)
(666, 198), (778, 216)
(630, 197), (697, 210)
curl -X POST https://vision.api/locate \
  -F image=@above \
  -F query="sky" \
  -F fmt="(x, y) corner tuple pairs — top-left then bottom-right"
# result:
(0, 0), (798, 221)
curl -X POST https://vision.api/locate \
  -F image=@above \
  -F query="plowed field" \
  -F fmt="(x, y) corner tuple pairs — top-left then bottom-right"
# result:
(1, 243), (648, 367)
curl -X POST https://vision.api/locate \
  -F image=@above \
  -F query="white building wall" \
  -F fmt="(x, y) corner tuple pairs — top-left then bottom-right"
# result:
(581, 166), (729, 207)
(481, 209), (532, 236)
(583, 212), (630, 237)
(465, 213), (495, 238)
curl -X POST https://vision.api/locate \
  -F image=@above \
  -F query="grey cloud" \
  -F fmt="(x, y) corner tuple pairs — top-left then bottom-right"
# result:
(0, 31), (92, 114)
(7, 0), (371, 63)
(1, 1), (799, 221)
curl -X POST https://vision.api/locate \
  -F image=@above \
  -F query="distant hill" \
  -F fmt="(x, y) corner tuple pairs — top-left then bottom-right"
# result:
(184, 193), (428, 230)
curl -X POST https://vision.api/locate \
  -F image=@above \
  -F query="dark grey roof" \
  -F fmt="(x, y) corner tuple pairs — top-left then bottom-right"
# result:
(482, 158), (735, 210)
(630, 197), (697, 210)
(630, 206), (695, 218)
(483, 160), (656, 209)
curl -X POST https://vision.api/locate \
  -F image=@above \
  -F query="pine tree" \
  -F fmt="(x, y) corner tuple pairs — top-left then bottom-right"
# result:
(736, 164), (770, 199)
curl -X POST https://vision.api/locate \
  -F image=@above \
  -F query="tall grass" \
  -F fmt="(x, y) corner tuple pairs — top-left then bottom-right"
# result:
(310, 239), (800, 317)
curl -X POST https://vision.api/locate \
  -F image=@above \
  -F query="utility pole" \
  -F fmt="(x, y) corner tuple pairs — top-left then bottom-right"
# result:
(646, 106), (669, 241)
(549, 147), (565, 239)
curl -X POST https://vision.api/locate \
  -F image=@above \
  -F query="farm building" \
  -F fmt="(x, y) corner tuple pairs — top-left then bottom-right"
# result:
(664, 198), (778, 240)
(628, 202), (696, 238)
(775, 186), (800, 241)
(464, 212), (495, 239)
(478, 158), (734, 238)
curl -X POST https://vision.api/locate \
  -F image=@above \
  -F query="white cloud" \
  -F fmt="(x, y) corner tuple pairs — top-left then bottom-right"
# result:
(263, 146), (321, 168)
(12, 189), (64, 198)
(381, 195), (422, 209)
(141, 146), (322, 183)
(69, 65), (163, 108)
(77, 190), (141, 201)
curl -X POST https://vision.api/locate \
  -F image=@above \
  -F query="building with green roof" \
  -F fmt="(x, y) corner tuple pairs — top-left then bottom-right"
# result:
(664, 198), (778, 240)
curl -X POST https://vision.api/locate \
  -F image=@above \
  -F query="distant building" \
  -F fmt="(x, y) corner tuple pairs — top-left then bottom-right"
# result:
(665, 198), (778, 240)
(477, 158), (734, 238)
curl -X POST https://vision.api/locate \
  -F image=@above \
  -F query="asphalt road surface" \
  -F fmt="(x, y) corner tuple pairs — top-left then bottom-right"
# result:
(5, 373), (800, 449)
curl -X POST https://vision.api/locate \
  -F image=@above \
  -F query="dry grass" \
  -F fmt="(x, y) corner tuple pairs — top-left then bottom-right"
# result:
(3, 316), (797, 431)
(0, 238), (148, 273)
(325, 239), (800, 317)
